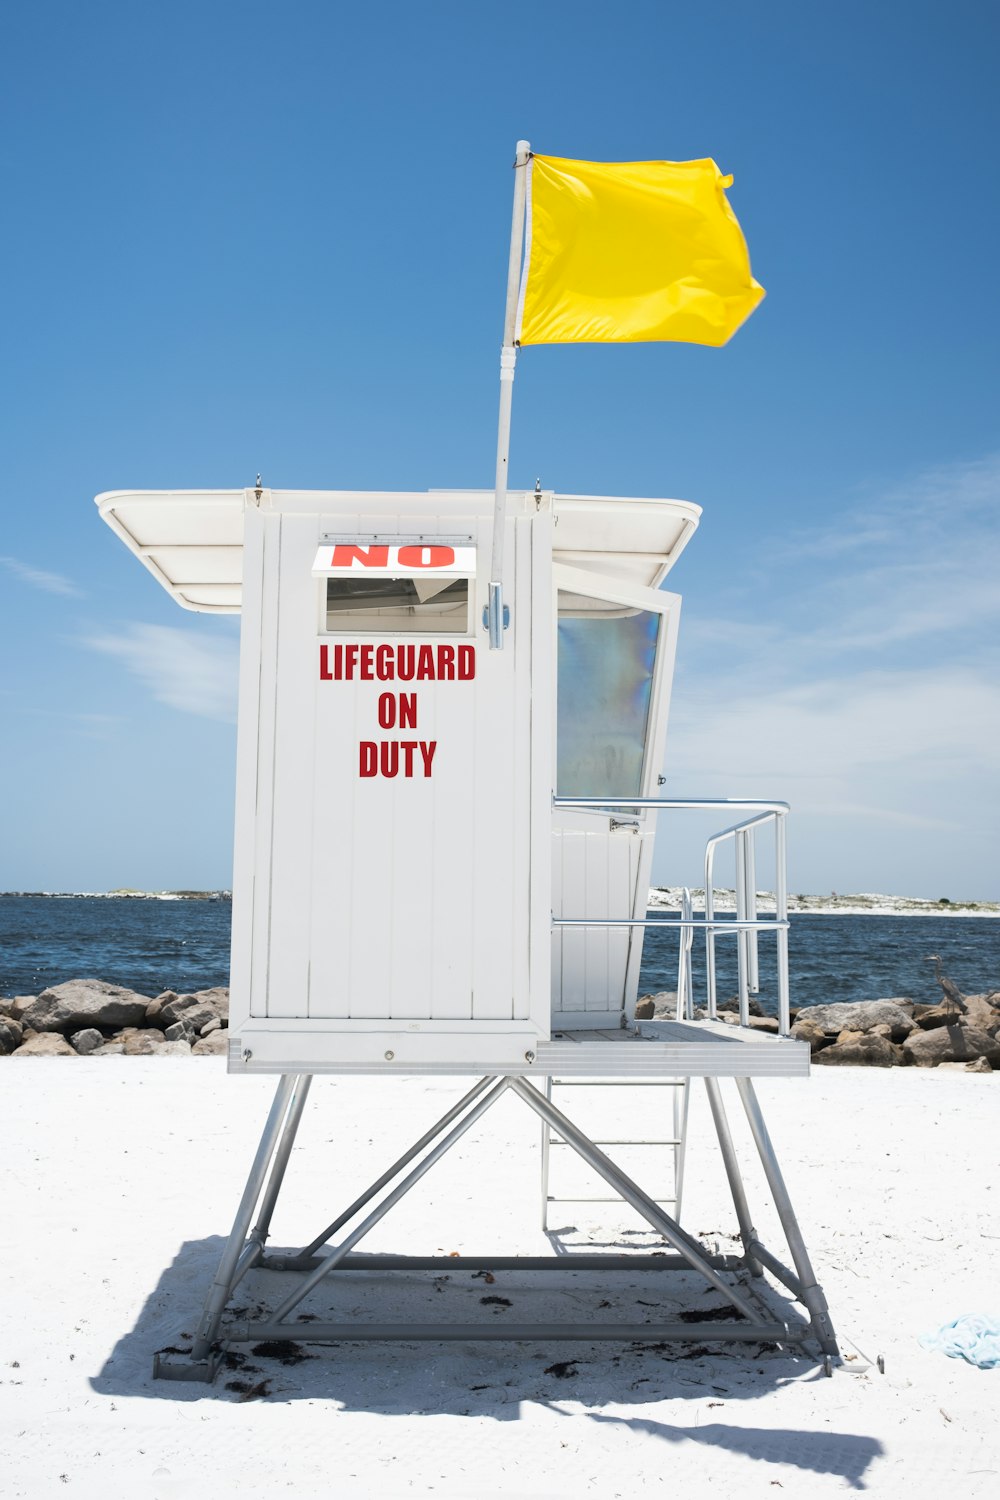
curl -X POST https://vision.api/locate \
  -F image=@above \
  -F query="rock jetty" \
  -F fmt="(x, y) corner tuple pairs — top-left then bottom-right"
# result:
(633, 984), (1000, 1071)
(0, 978), (230, 1057)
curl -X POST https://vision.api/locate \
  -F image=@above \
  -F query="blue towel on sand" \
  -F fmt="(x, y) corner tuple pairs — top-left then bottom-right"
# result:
(919, 1314), (1000, 1368)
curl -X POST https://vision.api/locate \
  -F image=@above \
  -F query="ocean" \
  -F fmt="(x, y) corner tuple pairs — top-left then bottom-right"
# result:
(1, 895), (997, 1013)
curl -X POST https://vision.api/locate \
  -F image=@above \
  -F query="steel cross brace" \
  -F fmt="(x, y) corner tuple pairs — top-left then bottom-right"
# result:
(154, 1071), (838, 1382)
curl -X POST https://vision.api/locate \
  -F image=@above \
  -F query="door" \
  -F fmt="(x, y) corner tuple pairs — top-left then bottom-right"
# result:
(551, 563), (680, 1028)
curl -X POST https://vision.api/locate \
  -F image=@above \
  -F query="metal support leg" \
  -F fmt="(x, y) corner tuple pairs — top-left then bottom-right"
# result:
(540, 1076), (553, 1231)
(735, 1077), (839, 1356)
(155, 1072), (301, 1380)
(295, 1075), (495, 1261)
(266, 1077), (514, 1326)
(249, 1073), (313, 1249)
(672, 1079), (691, 1224)
(509, 1078), (768, 1326)
(704, 1077), (763, 1277)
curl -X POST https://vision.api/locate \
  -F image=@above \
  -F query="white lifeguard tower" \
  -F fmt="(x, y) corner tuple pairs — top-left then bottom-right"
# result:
(98, 482), (839, 1380)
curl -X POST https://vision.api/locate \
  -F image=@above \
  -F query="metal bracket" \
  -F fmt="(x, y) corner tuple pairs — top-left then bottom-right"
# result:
(482, 602), (510, 632)
(153, 1349), (223, 1383)
(610, 818), (640, 832)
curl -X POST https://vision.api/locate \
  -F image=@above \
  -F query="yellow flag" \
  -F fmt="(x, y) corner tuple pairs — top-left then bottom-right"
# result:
(517, 155), (764, 347)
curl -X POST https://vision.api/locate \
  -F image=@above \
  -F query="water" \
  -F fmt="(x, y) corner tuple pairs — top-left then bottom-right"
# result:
(0, 895), (997, 1009)
(639, 910), (1000, 1013)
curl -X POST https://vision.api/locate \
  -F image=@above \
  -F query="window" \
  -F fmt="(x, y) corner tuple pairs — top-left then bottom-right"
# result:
(557, 595), (659, 796)
(325, 575), (471, 633)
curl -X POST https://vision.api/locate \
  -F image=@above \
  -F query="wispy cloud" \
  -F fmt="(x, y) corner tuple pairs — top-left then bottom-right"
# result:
(0, 554), (83, 597)
(666, 455), (1000, 893)
(683, 452), (1000, 678)
(82, 623), (238, 722)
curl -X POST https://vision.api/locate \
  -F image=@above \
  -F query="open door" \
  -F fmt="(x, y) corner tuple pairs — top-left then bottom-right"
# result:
(551, 563), (680, 1029)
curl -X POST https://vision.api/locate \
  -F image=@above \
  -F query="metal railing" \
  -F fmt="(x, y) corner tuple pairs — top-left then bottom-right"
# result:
(551, 797), (792, 1036)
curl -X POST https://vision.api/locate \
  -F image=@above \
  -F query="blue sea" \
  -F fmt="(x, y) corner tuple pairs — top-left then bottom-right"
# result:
(0, 895), (997, 1011)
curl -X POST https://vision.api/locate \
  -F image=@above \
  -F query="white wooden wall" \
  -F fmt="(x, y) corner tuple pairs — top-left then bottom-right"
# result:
(229, 493), (552, 1069)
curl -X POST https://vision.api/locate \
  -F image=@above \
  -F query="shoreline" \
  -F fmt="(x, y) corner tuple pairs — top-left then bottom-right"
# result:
(2, 888), (998, 917)
(648, 888), (1000, 918)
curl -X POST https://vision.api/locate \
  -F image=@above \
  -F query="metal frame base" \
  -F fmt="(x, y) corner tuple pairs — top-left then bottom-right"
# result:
(155, 1071), (839, 1381)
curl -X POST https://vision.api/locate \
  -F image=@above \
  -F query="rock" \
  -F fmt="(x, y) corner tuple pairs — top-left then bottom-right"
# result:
(791, 1000), (915, 1041)
(192, 1031), (229, 1056)
(903, 1025), (1000, 1069)
(69, 1027), (105, 1056)
(812, 1031), (900, 1068)
(965, 1056), (994, 1074)
(164, 1020), (194, 1042)
(718, 996), (764, 1018)
(790, 1019), (832, 1053)
(634, 997), (656, 1019)
(964, 994), (1000, 1037)
(199, 1016), (222, 1036)
(1, 996), (35, 1022)
(122, 1031), (165, 1056)
(190, 986), (229, 1017)
(11, 1032), (76, 1057)
(92, 1042), (125, 1056)
(19, 979), (152, 1035)
(0, 1017), (25, 1055)
(157, 1039), (193, 1056)
(167, 1008), (217, 1032)
(746, 1015), (780, 1033)
(914, 1002), (966, 1031)
(144, 991), (178, 1025)
(158, 996), (226, 1030)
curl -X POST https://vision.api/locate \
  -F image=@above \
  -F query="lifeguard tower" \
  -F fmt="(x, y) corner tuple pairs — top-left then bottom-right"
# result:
(97, 482), (840, 1380)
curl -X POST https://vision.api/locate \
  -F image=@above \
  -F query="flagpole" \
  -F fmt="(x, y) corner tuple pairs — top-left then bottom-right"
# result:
(488, 139), (530, 650)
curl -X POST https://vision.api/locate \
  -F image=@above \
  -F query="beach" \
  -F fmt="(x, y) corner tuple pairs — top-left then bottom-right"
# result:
(2, 1060), (997, 1498)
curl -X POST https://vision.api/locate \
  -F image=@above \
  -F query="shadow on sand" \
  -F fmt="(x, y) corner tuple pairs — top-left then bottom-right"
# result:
(90, 1234), (883, 1490)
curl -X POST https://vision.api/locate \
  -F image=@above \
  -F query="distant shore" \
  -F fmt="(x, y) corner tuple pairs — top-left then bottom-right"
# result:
(648, 888), (1000, 917)
(1, 888), (997, 916)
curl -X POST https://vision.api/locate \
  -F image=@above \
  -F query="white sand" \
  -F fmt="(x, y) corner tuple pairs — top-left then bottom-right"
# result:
(2, 1061), (998, 1499)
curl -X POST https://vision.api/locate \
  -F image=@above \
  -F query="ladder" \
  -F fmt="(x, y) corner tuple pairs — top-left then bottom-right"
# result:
(540, 1073), (691, 1232)
(540, 888), (696, 1234)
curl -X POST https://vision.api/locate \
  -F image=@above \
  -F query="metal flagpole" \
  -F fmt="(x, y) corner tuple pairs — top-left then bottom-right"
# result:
(487, 139), (531, 649)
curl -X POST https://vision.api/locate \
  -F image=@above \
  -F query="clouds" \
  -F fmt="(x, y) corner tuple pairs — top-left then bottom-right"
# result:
(665, 455), (1000, 892)
(82, 623), (238, 723)
(0, 555), (82, 597)
(685, 452), (1000, 678)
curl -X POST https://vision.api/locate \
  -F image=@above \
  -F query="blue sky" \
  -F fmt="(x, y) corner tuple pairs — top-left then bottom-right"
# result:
(1, 0), (997, 897)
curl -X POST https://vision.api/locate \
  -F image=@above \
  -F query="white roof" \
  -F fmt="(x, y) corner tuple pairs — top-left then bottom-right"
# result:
(95, 488), (701, 613)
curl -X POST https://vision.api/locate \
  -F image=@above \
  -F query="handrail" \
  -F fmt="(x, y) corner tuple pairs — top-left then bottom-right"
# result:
(552, 795), (792, 1036)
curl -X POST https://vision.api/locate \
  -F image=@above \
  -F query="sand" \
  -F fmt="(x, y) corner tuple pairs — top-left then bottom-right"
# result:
(1, 1060), (997, 1498)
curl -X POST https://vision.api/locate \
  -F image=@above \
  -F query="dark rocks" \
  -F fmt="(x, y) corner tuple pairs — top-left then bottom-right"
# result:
(812, 1030), (900, 1068)
(161, 1003), (218, 1035)
(791, 1000), (915, 1041)
(746, 1015), (780, 1034)
(192, 1032), (229, 1056)
(0, 1016), (24, 1055)
(0, 979), (232, 1058)
(122, 1031), (165, 1055)
(635, 990), (677, 1019)
(0, 996), (34, 1022)
(12, 1032), (76, 1056)
(790, 1019), (832, 1054)
(718, 996), (764, 1018)
(902, 1025), (1000, 1069)
(19, 979), (152, 1035)
(69, 1027), (105, 1055)
(961, 994), (1000, 1037)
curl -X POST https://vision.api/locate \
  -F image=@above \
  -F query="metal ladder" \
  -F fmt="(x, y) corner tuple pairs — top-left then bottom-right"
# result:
(540, 1075), (691, 1231)
(540, 887), (698, 1233)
